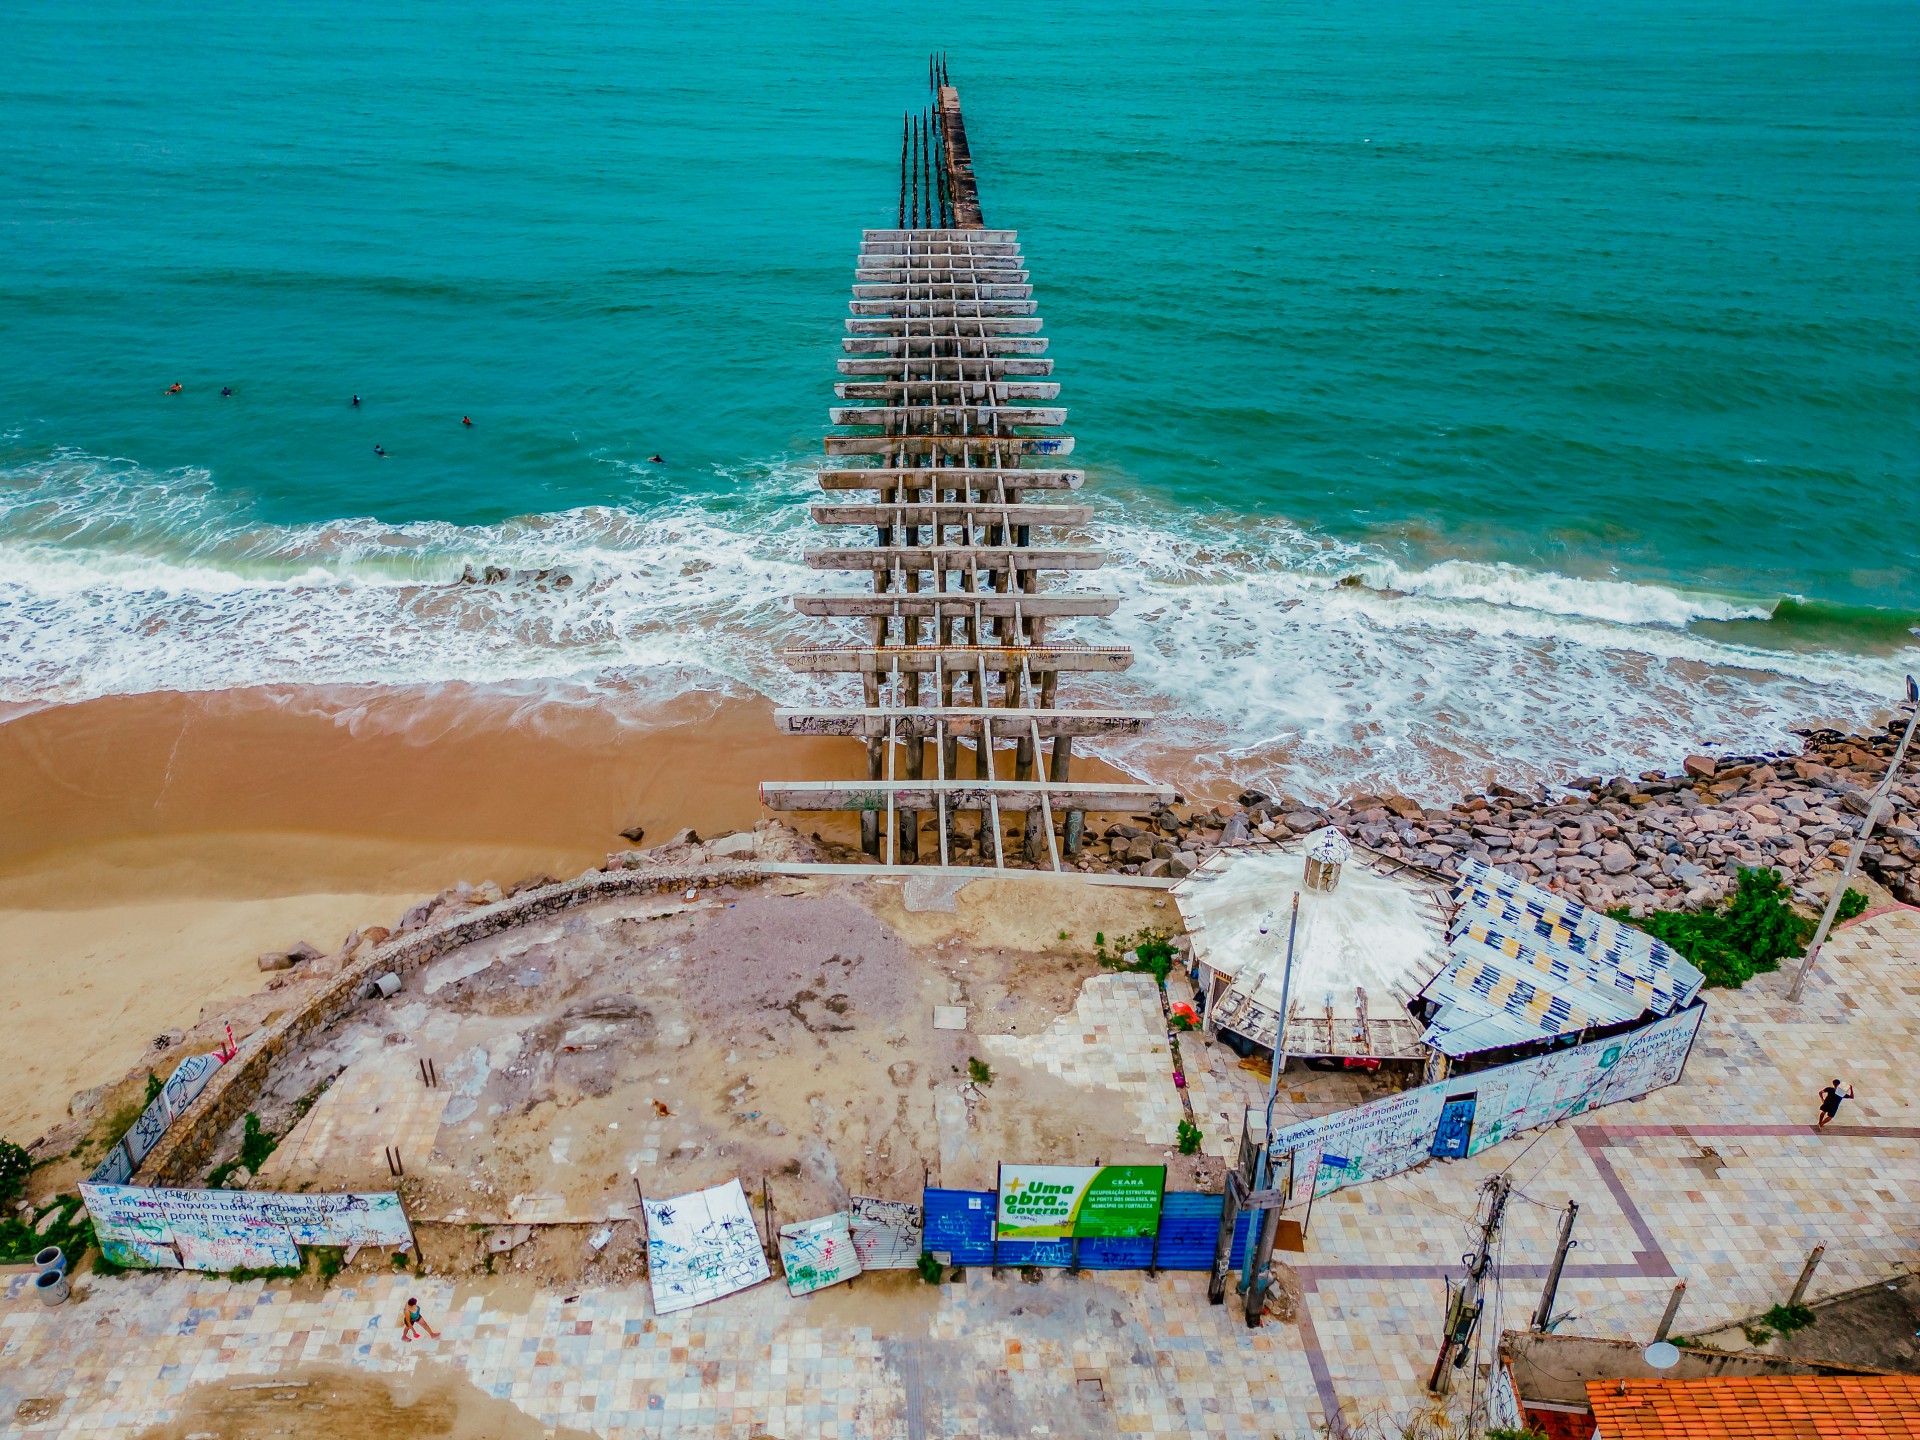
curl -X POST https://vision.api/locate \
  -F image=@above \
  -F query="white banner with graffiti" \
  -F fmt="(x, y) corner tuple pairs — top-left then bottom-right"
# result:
(643, 1180), (771, 1315)
(848, 1195), (923, 1270)
(81, 1184), (412, 1272)
(88, 1051), (232, 1187)
(1268, 1003), (1705, 1203)
(779, 1212), (861, 1296)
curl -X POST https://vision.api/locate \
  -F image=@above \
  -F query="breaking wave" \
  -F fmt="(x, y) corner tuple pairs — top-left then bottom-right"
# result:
(1, 448), (1911, 800)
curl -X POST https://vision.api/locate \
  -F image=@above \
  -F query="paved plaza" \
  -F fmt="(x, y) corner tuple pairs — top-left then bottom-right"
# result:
(4, 908), (1917, 1438)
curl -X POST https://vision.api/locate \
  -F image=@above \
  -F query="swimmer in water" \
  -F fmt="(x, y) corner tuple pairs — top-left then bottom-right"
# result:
(373, 444), (386, 457)
(462, 415), (473, 427)
(351, 394), (361, 407)
(648, 454), (664, 464)
(165, 383), (182, 394)
(221, 386), (232, 397)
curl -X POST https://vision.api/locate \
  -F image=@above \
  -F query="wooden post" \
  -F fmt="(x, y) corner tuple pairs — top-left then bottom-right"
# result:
(1654, 1280), (1686, 1342)
(1788, 1244), (1825, 1307)
(1244, 1204), (1281, 1327)
(1208, 1171), (1242, 1306)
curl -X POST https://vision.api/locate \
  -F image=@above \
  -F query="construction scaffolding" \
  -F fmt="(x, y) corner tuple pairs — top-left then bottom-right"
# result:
(761, 61), (1173, 871)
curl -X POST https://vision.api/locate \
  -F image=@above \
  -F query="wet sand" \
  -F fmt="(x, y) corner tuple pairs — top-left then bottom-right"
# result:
(0, 682), (857, 1139)
(0, 681), (1159, 1142)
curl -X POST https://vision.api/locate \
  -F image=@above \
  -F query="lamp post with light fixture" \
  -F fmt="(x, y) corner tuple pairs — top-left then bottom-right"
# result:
(1787, 674), (1919, 1002)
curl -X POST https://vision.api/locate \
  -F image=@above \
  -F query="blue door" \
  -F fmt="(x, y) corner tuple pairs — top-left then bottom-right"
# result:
(1432, 1092), (1478, 1159)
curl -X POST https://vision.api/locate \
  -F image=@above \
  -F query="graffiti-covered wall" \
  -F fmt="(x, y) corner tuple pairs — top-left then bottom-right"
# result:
(81, 1184), (411, 1272)
(1269, 1003), (1705, 1201)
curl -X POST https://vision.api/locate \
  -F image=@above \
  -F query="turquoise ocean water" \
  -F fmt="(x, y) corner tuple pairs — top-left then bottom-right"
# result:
(3, 1), (1916, 795)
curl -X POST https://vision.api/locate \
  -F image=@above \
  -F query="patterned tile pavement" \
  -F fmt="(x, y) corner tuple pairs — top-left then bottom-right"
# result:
(981, 972), (1186, 1146)
(3, 910), (1915, 1437)
(254, 1041), (451, 1189)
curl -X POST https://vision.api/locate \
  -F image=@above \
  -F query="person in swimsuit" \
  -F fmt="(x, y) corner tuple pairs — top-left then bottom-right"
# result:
(462, 415), (473, 426)
(221, 386), (232, 397)
(373, 444), (386, 457)
(401, 1296), (438, 1341)
(351, 394), (361, 407)
(1816, 1079), (1853, 1128)
(165, 383), (182, 394)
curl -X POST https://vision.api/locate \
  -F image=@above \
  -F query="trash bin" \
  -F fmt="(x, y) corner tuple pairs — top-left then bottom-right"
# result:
(34, 1269), (69, 1306)
(34, 1245), (66, 1276)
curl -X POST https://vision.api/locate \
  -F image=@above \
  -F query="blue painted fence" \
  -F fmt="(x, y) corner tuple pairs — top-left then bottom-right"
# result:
(922, 1188), (1251, 1273)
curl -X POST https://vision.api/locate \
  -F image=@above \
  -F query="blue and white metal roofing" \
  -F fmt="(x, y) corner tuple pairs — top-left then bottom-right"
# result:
(1416, 858), (1707, 1057)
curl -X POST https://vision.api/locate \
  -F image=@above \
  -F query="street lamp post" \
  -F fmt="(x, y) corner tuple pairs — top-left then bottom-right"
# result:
(1788, 674), (1920, 1002)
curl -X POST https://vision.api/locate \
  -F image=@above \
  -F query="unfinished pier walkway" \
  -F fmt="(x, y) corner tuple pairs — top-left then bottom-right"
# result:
(761, 61), (1175, 871)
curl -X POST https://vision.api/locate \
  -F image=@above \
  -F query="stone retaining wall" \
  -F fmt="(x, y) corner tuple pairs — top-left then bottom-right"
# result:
(138, 864), (762, 1187)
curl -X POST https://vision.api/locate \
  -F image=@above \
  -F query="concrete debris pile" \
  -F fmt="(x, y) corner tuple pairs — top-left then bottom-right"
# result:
(1067, 721), (1920, 916)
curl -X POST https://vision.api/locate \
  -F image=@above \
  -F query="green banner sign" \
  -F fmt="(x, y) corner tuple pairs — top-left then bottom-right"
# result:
(996, 1164), (1166, 1240)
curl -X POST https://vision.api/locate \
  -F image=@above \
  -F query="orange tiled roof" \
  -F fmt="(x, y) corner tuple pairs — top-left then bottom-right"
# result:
(1585, 1375), (1920, 1439)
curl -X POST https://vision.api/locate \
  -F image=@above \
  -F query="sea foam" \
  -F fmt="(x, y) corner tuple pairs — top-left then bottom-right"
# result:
(1, 450), (1910, 801)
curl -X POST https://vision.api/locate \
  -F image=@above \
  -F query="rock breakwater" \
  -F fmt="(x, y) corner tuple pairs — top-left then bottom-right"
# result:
(1069, 721), (1920, 916)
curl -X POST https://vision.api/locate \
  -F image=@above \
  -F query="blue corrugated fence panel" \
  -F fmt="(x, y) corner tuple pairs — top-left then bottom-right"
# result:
(1077, 1235), (1156, 1270)
(923, 1188), (1249, 1273)
(922, 1188), (994, 1266)
(1153, 1191), (1251, 1270)
(997, 1238), (1076, 1268)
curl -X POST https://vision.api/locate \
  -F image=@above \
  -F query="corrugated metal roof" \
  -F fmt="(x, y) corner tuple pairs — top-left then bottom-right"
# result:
(1417, 859), (1706, 1057)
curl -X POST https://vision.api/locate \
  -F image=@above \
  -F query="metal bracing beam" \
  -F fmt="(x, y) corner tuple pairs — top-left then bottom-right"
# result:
(780, 643), (1133, 675)
(855, 267), (1029, 283)
(843, 336), (1049, 355)
(792, 592), (1115, 619)
(828, 405), (1066, 427)
(809, 502), (1088, 526)
(825, 434), (1075, 457)
(804, 545), (1104, 571)
(861, 228), (1019, 241)
(816, 467), (1083, 490)
(837, 357), (1054, 376)
(834, 381), (1060, 401)
(774, 706), (1150, 739)
(760, 779), (1174, 812)
(846, 316), (1044, 335)
(852, 283), (1033, 301)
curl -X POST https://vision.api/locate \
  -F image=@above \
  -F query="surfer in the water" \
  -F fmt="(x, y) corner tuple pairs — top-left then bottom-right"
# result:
(221, 386), (232, 397)
(648, 454), (665, 464)
(463, 415), (473, 427)
(373, 444), (386, 457)
(351, 394), (361, 407)
(165, 382), (182, 394)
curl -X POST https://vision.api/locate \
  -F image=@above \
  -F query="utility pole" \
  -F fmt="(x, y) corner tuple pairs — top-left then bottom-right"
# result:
(1790, 674), (1919, 1001)
(1530, 1201), (1578, 1332)
(1241, 894), (1302, 1308)
(1427, 1175), (1511, 1393)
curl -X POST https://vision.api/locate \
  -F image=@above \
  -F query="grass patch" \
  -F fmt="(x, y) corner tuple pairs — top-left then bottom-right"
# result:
(0, 1196), (97, 1271)
(1096, 928), (1179, 987)
(239, 1112), (278, 1172)
(967, 1057), (994, 1088)
(1760, 1302), (1815, 1334)
(1611, 867), (1814, 989)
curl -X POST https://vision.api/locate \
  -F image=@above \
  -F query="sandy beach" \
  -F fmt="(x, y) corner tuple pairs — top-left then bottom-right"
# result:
(0, 683), (862, 1139)
(0, 680), (1155, 1141)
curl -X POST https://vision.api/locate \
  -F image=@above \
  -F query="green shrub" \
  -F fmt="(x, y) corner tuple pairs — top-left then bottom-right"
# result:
(1096, 927), (1179, 986)
(1837, 887), (1868, 923)
(0, 1139), (29, 1203)
(1176, 1120), (1203, 1156)
(145, 1072), (163, 1105)
(1614, 867), (1812, 988)
(239, 1112), (278, 1173)
(1760, 1302), (1815, 1334)
(916, 1251), (944, 1284)
(967, 1057), (994, 1087)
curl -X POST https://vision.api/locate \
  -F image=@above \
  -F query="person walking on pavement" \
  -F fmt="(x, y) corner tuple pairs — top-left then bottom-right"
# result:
(401, 1295), (438, 1341)
(1816, 1078), (1854, 1128)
